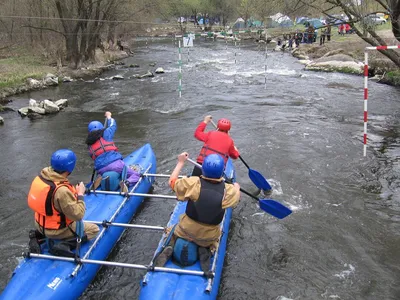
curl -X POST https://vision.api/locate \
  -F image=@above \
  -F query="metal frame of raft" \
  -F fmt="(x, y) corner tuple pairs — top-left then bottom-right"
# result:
(23, 169), (219, 282)
(70, 163), (153, 277)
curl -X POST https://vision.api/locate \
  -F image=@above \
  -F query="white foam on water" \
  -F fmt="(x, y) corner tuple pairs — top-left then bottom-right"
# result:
(300, 73), (326, 79)
(164, 68), (179, 73)
(286, 194), (310, 211)
(326, 202), (343, 207)
(251, 212), (265, 217)
(220, 70), (237, 76)
(334, 263), (355, 279)
(276, 296), (294, 300)
(266, 68), (297, 76)
(219, 79), (234, 84)
(110, 92), (120, 96)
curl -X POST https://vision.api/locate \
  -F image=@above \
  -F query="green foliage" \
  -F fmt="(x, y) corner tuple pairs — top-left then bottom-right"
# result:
(386, 70), (400, 85)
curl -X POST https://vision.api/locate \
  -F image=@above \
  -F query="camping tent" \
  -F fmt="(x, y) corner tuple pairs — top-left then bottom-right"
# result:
(233, 18), (245, 29)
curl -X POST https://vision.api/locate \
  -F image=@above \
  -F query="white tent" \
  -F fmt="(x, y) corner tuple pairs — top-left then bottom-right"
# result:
(270, 13), (291, 24)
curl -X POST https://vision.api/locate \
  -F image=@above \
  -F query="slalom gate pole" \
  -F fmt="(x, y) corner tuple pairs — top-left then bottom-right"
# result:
(178, 39), (182, 98)
(363, 45), (400, 156)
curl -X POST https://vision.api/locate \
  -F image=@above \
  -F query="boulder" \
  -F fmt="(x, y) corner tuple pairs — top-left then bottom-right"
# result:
(313, 54), (356, 64)
(0, 116), (4, 125)
(129, 74), (141, 79)
(18, 107), (30, 117)
(43, 100), (60, 114)
(321, 49), (345, 58)
(298, 59), (312, 65)
(139, 71), (154, 79)
(0, 105), (14, 112)
(129, 64), (140, 68)
(28, 107), (46, 115)
(29, 99), (38, 108)
(155, 67), (165, 74)
(149, 62), (157, 67)
(44, 73), (59, 86)
(55, 99), (68, 109)
(26, 78), (42, 89)
(111, 75), (124, 80)
(27, 112), (44, 120)
(62, 76), (73, 83)
(306, 59), (363, 74)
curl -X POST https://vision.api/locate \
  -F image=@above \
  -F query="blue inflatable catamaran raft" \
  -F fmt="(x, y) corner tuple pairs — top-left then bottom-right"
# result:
(139, 158), (236, 300)
(1, 143), (156, 300)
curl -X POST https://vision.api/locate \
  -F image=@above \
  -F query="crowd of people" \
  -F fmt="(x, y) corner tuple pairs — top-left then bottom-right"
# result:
(276, 22), (354, 50)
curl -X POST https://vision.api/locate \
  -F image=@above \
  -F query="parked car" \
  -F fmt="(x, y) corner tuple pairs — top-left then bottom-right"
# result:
(364, 15), (387, 26)
(177, 17), (186, 23)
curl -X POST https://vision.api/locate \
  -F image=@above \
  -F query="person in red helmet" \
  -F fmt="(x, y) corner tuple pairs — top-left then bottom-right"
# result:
(192, 115), (239, 176)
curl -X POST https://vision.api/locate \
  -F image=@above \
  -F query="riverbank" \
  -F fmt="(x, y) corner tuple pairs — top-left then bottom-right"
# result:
(289, 29), (400, 86)
(0, 48), (129, 101)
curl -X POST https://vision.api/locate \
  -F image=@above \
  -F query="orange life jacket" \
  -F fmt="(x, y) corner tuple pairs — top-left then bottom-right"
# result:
(196, 131), (231, 164)
(27, 175), (76, 230)
(88, 137), (118, 160)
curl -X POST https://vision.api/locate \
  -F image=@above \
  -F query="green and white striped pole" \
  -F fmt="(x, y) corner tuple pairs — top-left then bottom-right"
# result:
(264, 32), (268, 90)
(178, 39), (182, 98)
(234, 36), (237, 64)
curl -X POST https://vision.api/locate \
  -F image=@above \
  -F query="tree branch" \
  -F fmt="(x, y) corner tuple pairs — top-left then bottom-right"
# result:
(21, 25), (66, 36)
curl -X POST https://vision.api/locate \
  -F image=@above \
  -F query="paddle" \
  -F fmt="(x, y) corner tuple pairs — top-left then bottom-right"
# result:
(209, 119), (272, 192)
(187, 158), (292, 219)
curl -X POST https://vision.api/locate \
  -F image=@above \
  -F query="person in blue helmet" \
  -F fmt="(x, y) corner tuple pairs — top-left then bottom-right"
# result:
(154, 152), (240, 275)
(85, 111), (140, 191)
(27, 149), (99, 249)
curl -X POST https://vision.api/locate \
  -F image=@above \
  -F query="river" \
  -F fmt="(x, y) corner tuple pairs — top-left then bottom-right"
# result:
(1, 38), (400, 300)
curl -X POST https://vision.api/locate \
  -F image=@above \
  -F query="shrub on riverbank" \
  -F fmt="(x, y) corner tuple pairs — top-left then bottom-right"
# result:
(0, 56), (54, 90)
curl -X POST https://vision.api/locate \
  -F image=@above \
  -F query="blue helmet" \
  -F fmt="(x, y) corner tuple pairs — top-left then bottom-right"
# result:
(51, 149), (77, 173)
(202, 154), (225, 179)
(88, 121), (104, 132)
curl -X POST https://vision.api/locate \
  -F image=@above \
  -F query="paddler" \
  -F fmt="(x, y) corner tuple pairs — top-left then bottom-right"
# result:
(154, 152), (241, 275)
(27, 149), (99, 252)
(86, 111), (140, 191)
(192, 115), (240, 176)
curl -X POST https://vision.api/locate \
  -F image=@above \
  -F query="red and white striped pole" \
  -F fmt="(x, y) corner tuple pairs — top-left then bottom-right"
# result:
(363, 45), (400, 156)
(363, 51), (368, 157)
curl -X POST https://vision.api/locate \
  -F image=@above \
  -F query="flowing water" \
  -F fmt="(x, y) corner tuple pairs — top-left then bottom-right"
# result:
(1, 38), (400, 300)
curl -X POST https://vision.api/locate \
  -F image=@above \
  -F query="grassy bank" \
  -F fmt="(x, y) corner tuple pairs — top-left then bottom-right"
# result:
(0, 55), (55, 90)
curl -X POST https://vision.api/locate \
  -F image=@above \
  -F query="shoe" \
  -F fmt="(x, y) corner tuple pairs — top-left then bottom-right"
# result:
(199, 247), (211, 273)
(49, 242), (75, 258)
(29, 230), (42, 254)
(154, 246), (173, 267)
(119, 181), (129, 193)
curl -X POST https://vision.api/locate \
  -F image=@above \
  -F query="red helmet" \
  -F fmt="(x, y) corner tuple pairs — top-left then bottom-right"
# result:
(217, 118), (231, 131)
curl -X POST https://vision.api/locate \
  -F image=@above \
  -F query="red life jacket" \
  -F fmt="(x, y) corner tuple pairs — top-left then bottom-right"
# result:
(88, 137), (118, 160)
(196, 131), (232, 164)
(27, 175), (76, 230)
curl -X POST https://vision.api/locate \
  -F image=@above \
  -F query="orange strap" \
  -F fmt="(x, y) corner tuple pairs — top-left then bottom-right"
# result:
(169, 178), (177, 190)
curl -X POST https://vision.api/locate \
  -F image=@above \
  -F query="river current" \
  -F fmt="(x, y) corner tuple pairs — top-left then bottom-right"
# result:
(1, 38), (400, 300)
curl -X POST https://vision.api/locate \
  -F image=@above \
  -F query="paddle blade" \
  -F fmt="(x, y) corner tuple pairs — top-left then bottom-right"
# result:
(248, 169), (272, 191)
(258, 199), (292, 219)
